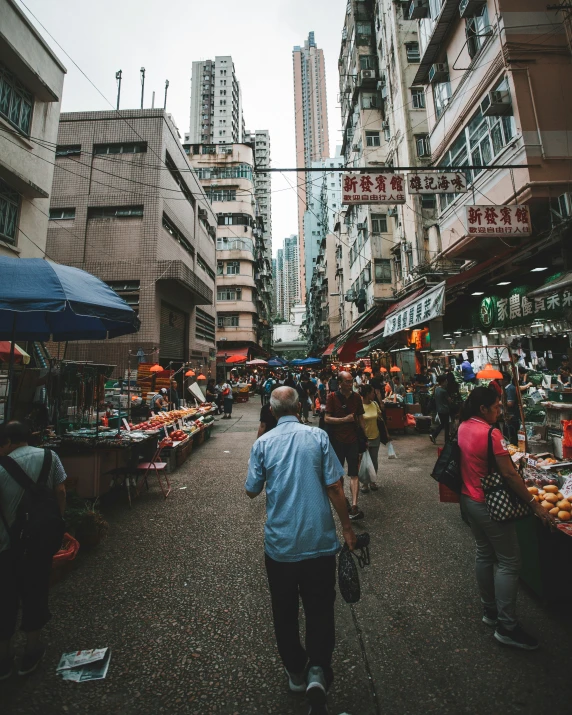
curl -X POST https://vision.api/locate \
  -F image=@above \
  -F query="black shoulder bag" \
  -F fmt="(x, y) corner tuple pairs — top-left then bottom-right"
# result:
(430, 437), (462, 494)
(0, 449), (65, 557)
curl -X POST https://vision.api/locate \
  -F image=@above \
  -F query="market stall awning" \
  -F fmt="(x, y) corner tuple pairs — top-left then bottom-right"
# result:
(336, 339), (366, 363)
(322, 342), (336, 357)
(528, 272), (572, 298)
(355, 346), (370, 359)
(383, 282), (446, 338)
(0, 342), (30, 365)
(362, 288), (425, 342)
(333, 305), (384, 350)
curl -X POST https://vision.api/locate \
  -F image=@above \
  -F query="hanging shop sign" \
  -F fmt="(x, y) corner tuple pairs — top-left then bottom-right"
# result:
(342, 173), (406, 205)
(465, 205), (532, 236)
(477, 283), (572, 330)
(407, 172), (468, 194)
(384, 282), (445, 337)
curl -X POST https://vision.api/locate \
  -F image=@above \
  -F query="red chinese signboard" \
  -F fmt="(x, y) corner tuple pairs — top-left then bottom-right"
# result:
(341, 173), (406, 205)
(464, 205), (532, 236)
(407, 172), (468, 195)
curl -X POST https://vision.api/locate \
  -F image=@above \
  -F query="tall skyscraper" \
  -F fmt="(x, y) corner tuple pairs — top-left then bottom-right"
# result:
(186, 56), (244, 145)
(245, 129), (272, 261)
(293, 31), (330, 301)
(275, 249), (284, 319)
(283, 234), (300, 320)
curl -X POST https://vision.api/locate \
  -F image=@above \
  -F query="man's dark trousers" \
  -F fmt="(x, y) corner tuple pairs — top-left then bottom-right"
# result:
(265, 553), (336, 687)
(432, 412), (450, 442)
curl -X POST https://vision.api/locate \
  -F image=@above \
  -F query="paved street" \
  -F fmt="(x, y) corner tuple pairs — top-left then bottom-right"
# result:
(3, 398), (572, 715)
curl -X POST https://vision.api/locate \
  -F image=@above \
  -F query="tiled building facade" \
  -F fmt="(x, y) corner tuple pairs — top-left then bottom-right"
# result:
(46, 109), (217, 378)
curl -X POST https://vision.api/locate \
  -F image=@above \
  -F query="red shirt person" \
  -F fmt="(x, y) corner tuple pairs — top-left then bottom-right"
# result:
(325, 371), (366, 521)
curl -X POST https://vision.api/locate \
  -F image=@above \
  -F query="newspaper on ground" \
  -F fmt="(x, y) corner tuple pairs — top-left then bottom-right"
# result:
(56, 648), (111, 682)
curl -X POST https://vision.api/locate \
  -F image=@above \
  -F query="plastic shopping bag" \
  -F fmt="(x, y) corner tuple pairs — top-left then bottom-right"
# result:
(358, 450), (377, 484)
(387, 441), (397, 459)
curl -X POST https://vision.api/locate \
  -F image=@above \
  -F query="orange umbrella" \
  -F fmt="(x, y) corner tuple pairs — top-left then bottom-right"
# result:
(150, 364), (163, 373)
(196, 374), (206, 380)
(390, 366), (401, 373)
(477, 363), (503, 380)
(185, 370), (195, 377)
(226, 355), (248, 364)
(379, 367), (387, 373)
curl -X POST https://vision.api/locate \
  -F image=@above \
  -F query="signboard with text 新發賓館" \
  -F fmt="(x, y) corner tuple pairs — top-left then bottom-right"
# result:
(342, 173), (406, 205)
(465, 205), (531, 236)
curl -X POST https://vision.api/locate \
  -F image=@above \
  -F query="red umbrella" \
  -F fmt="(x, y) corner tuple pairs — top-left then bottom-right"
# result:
(0, 342), (30, 365)
(226, 355), (247, 364)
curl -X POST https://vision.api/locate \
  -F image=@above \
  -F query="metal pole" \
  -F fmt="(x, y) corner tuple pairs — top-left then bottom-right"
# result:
(115, 70), (122, 110)
(164, 80), (169, 110)
(140, 67), (145, 109)
(151, 91), (155, 109)
(127, 350), (131, 423)
(5, 314), (17, 422)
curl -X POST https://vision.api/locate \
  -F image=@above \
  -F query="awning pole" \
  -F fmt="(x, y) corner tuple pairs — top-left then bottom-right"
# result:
(5, 314), (17, 422)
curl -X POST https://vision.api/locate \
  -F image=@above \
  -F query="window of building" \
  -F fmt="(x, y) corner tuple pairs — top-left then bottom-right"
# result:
(421, 195), (436, 209)
(106, 280), (140, 314)
(226, 260), (240, 275)
(383, 122), (391, 141)
(205, 189), (236, 202)
(359, 55), (377, 70)
(356, 22), (372, 35)
(0, 61), (33, 135)
(55, 145), (81, 157)
(0, 178), (20, 245)
(162, 213), (195, 257)
(196, 307), (215, 343)
(371, 214), (388, 233)
(405, 42), (420, 63)
(202, 145), (217, 154)
(217, 213), (253, 227)
(361, 92), (380, 110)
(218, 315), (239, 327)
(88, 205), (143, 218)
(165, 151), (197, 209)
(217, 289), (237, 301)
(197, 253), (215, 280)
(411, 88), (425, 109)
(94, 142), (147, 155)
(217, 261), (224, 275)
(366, 131), (381, 147)
(433, 81), (452, 119)
(466, 5), (490, 59)
(415, 134), (431, 157)
(49, 207), (76, 220)
(217, 237), (254, 252)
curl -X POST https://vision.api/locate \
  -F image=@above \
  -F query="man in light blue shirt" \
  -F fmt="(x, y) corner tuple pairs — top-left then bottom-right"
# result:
(246, 387), (356, 715)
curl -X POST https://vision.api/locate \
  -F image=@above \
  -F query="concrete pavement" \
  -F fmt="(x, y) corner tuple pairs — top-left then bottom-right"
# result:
(2, 397), (572, 714)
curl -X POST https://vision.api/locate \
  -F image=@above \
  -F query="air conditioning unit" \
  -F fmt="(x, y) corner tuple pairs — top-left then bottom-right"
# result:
(459, 0), (486, 18)
(382, 120), (390, 131)
(402, 241), (413, 253)
(480, 90), (512, 117)
(408, 0), (429, 20)
(345, 290), (357, 302)
(381, 85), (389, 99)
(428, 63), (449, 83)
(359, 69), (377, 85)
(357, 221), (367, 231)
(352, 144), (361, 153)
(387, 207), (398, 217)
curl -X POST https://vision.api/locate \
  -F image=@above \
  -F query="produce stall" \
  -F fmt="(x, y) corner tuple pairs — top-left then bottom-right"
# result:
(49, 405), (216, 498)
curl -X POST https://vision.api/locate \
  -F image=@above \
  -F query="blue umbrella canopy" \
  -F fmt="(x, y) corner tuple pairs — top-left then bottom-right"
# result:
(0, 258), (140, 341)
(290, 357), (323, 366)
(267, 356), (289, 367)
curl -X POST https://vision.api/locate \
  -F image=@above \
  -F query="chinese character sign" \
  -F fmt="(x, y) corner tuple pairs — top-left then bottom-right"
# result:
(342, 173), (406, 205)
(478, 285), (569, 330)
(383, 283), (445, 337)
(407, 172), (468, 195)
(465, 205), (531, 236)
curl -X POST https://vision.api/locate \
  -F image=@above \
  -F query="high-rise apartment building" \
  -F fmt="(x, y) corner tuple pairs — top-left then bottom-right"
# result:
(244, 129), (272, 261)
(275, 248), (285, 320)
(283, 234), (300, 319)
(293, 32), (330, 299)
(185, 142), (272, 360)
(47, 110), (217, 375)
(186, 56), (244, 146)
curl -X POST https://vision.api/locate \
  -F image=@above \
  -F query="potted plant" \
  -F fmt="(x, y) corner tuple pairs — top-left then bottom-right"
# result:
(66, 497), (109, 548)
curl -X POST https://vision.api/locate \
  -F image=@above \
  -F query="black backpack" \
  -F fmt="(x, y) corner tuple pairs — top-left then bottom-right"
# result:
(0, 449), (65, 557)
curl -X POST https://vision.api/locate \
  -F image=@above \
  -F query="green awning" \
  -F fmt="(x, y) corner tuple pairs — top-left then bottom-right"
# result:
(356, 346), (370, 358)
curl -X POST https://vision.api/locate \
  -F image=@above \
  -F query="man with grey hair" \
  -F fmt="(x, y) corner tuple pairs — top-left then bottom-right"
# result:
(246, 386), (356, 715)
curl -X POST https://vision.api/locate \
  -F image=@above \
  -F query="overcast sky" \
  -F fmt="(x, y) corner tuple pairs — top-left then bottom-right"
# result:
(19, 0), (346, 257)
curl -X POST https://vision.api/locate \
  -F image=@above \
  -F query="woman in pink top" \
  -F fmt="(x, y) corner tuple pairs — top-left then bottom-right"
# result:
(457, 388), (555, 651)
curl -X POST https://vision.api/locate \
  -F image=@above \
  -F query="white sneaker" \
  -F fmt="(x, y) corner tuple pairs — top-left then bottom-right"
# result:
(285, 667), (306, 693)
(306, 666), (327, 708)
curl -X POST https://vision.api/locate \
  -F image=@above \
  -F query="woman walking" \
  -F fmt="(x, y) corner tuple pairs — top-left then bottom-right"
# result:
(358, 384), (380, 493)
(221, 380), (233, 419)
(458, 388), (555, 650)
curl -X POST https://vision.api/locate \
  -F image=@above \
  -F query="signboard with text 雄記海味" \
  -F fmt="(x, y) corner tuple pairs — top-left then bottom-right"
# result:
(407, 172), (468, 194)
(342, 173), (406, 205)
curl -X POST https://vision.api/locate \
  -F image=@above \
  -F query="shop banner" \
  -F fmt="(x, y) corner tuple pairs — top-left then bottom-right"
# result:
(384, 282), (446, 337)
(478, 282), (572, 330)
(465, 205), (531, 236)
(342, 173), (406, 205)
(407, 172), (468, 194)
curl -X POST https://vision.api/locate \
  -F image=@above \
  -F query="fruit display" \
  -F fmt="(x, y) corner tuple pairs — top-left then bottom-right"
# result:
(527, 484), (572, 521)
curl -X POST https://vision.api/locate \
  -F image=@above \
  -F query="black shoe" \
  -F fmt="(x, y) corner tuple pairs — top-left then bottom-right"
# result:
(0, 656), (13, 681)
(18, 646), (46, 676)
(429, 434), (436, 445)
(482, 607), (498, 626)
(494, 623), (539, 650)
(349, 506), (364, 520)
(306, 666), (327, 710)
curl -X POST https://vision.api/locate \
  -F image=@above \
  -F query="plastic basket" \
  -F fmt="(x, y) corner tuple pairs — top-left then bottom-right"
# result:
(52, 533), (80, 564)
